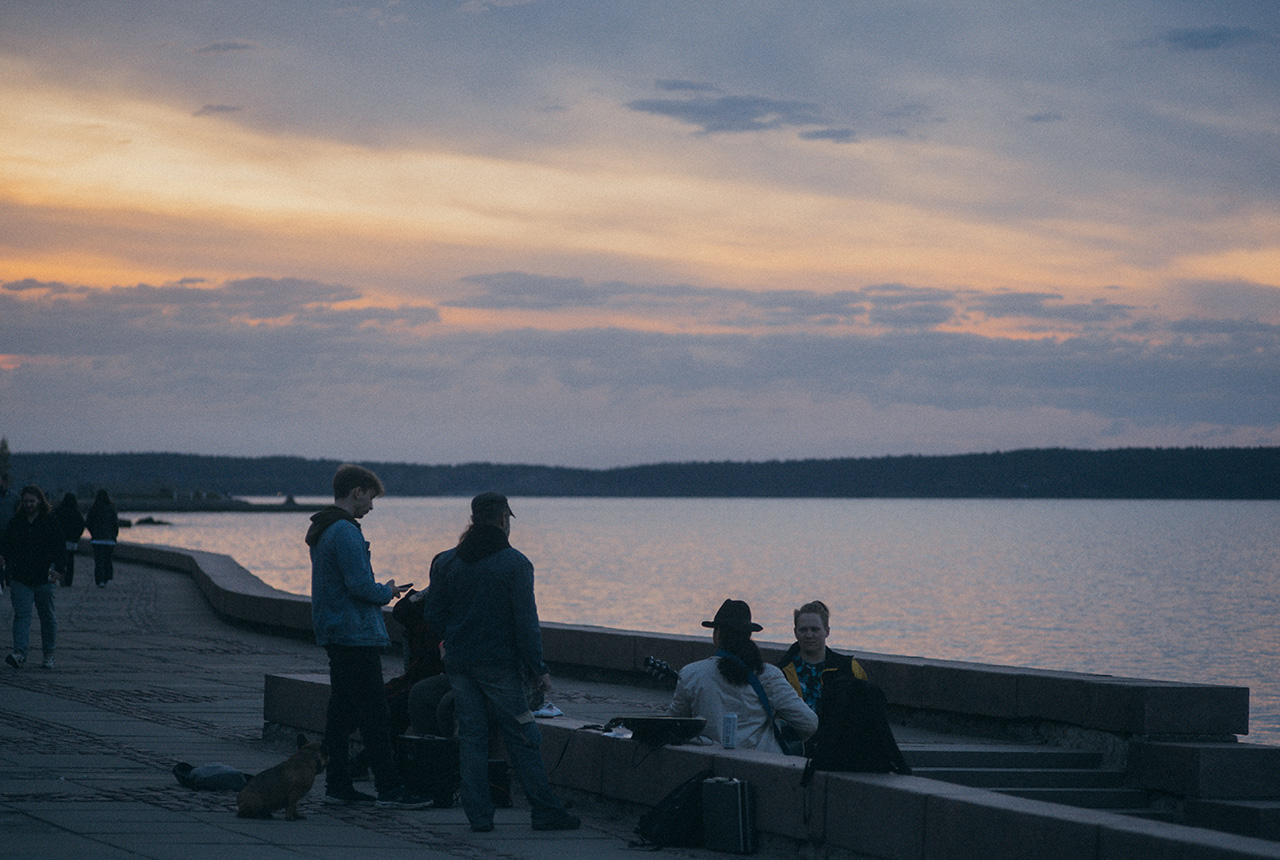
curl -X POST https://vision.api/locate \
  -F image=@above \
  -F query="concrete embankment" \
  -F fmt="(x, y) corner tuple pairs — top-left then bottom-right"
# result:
(67, 539), (1280, 860)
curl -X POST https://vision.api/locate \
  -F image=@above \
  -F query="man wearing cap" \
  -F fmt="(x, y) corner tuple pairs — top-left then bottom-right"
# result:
(423, 492), (579, 833)
(667, 599), (817, 754)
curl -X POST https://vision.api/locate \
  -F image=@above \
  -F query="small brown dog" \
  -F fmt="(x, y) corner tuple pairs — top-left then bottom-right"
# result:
(237, 734), (329, 820)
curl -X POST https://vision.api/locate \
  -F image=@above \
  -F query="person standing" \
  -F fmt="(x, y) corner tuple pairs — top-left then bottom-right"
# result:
(667, 599), (818, 754)
(305, 464), (430, 809)
(423, 492), (579, 833)
(54, 493), (87, 587)
(85, 490), (119, 587)
(2, 486), (63, 669)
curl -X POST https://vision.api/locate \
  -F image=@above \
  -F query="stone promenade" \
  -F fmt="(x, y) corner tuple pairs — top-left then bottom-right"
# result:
(0, 558), (746, 860)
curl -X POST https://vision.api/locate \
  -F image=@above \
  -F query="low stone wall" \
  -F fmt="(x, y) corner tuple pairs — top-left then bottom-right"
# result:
(104, 540), (1280, 860)
(105, 539), (1250, 744)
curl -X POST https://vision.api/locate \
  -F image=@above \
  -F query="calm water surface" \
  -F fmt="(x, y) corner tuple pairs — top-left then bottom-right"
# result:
(128, 497), (1280, 744)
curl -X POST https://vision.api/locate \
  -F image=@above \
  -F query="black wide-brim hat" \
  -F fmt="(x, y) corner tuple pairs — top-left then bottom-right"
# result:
(702, 598), (763, 633)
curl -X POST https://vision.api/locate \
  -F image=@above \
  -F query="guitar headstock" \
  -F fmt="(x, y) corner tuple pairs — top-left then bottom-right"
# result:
(643, 655), (678, 682)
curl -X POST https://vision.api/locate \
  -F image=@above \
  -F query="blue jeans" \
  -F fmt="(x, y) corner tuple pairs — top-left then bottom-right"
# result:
(448, 662), (565, 827)
(9, 581), (57, 656)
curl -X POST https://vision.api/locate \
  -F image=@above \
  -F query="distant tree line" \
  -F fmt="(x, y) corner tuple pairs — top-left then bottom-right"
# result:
(6, 446), (1279, 500)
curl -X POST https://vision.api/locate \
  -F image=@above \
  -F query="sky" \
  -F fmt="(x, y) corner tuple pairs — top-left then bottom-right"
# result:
(2, 1), (1279, 469)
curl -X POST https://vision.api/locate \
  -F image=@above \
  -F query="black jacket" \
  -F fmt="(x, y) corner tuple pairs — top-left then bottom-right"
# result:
(1, 511), (64, 586)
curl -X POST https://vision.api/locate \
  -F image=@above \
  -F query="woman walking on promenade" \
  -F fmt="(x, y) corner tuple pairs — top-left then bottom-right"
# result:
(54, 493), (86, 587)
(1, 485), (63, 669)
(86, 490), (119, 588)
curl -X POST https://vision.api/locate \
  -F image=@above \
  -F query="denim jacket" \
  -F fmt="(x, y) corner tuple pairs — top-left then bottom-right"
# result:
(309, 519), (393, 648)
(423, 540), (546, 678)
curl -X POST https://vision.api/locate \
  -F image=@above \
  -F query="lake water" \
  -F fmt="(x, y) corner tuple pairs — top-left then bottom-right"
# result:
(125, 496), (1280, 744)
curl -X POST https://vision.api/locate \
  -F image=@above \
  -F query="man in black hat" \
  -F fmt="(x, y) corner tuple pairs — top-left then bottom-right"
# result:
(423, 492), (579, 833)
(666, 599), (817, 753)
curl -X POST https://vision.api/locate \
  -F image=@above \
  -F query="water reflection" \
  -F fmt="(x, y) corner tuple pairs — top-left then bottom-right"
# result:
(129, 496), (1280, 744)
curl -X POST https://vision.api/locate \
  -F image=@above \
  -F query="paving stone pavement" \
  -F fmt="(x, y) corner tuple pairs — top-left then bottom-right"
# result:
(0, 557), (788, 860)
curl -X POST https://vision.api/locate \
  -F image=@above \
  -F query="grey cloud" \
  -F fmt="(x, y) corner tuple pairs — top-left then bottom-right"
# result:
(5, 280), (1279, 458)
(627, 90), (827, 135)
(1026, 112), (1065, 123)
(1158, 27), (1272, 52)
(1172, 279), (1280, 321)
(451, 272), (607, 309)
(445, 273), (1154, 332)
(973, 292), (1134, 323)
(798, 127), (858, 143)
(194, 104), (243, 117)
(196, 41), (257, 53)
(655, 79), (722, 93)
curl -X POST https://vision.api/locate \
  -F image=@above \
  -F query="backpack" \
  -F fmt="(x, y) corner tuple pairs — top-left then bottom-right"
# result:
(808, 675), (911, 774)
(634, 768), (714, 848)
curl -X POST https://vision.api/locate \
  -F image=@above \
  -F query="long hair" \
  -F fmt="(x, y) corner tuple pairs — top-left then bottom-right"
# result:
(715, 628), (765, 685)
(19, 484), (50, 515)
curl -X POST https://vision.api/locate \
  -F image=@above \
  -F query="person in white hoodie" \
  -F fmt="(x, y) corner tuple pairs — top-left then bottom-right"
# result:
(667, 599), (817, 754)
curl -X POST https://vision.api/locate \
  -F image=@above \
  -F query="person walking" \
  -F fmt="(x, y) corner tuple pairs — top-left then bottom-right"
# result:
(85, 490), (119, 587)
(53, 493), (87, 587)
(305, 464), (430, 810)
(423, 492), (579, 833)
(2, 486), (64, 669)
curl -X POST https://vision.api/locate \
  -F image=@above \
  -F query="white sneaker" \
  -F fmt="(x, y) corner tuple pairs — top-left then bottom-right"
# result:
(42, 654), (55, 669)
(5, 652), (25, 669)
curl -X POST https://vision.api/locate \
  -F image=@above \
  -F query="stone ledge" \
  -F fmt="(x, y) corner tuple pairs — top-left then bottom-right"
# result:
(110, 540), (1250, 739)
(1132, 742), (1280, 799)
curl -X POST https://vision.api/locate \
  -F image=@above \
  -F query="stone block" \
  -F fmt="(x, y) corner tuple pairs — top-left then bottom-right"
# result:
(924, 788), (1101, 860)
(1014, 669), (1093, 725)
(263, 673), (330, 733)
(538, 722), (608, 794)
(1132, 742), (1280, 799)
(820, 771), (939, 858)
(918, 660), (1021, 719)
(598, 740), (715, 807)
(712, 749), (812, 840)
(1086, 680), (1249, 736)
(1097, 813), (1280, 860)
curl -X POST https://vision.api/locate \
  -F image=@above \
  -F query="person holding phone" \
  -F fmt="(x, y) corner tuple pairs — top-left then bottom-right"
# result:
(306, 463), (429, 810)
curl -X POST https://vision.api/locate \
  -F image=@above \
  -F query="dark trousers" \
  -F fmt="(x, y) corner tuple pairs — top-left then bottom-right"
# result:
(323, 645), (401, 795)
(92, 544), (114, 585)
(60, 550), (76, 587)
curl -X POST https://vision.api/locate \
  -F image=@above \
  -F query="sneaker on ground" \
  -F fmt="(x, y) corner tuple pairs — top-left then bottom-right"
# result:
(470, 821), (495, 832)
(532, 810), (581, 831)
(5, 652), (24, 669)
(376, 788), (433, 809)
(323, 786), (377, 805)
(42, 655), (54, 669)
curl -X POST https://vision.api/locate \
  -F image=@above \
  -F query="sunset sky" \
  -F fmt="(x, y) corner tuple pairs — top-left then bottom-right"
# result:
(2, 1), (1278, 468)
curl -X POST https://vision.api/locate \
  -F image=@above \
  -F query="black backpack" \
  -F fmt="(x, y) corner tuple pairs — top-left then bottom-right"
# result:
(808, 675), (911, 774)
(634, 768), (714, 848)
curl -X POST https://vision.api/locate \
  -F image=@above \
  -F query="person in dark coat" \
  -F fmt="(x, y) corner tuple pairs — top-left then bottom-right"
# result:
(85, 490), (119, 587)
(54, 493), (87, 587)
(2, 486), (63, 669)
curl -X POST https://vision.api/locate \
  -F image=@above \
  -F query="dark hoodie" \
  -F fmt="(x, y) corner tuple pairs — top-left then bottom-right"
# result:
(305, 506), (358, 548)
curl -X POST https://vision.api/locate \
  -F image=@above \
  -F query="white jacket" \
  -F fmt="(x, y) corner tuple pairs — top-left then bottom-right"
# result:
(667, 657), (818, 753)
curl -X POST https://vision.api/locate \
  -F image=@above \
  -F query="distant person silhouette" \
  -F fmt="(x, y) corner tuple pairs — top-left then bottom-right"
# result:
(54, 493), (86, 587)
(85, 490), (119, 588)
